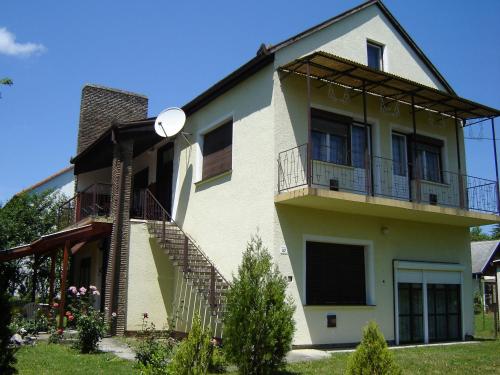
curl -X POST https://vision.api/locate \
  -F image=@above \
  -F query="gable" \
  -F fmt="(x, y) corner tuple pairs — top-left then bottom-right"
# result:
(273, 2), (451, 92)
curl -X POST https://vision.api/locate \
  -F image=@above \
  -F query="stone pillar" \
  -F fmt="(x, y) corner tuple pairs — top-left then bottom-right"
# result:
(103, 138), (134, 335)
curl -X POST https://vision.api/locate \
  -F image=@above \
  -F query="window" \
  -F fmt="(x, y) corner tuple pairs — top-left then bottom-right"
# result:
(413, 136), (443, 183)
(306, 241), (366, 305)
(311, 109), (369, 168)
(367, 42), (384, 70)
(392, 133), (408, 177)
(202, 121), (233, 179)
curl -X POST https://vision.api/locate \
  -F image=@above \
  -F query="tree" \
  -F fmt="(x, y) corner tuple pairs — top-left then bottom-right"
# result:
(223, 234), (295, 375)
(470, 227), (491, 242)
(0, 263), (17, 375)
(0, 190), (65, 299)
(346, 321), (402, 375)
(491, 224), (500, 240)
(1, 77), (13, 98)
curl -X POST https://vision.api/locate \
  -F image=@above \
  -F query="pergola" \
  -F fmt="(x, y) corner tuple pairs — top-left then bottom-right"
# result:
(279, 51), (500, 210)
(0, 222), (112, 328)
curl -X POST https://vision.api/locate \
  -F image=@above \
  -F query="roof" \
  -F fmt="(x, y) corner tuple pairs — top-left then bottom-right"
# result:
(268, 0), (455, 95)
(0, 221), (112, 262)
(15, 166), (74, 197)
(279, 51), (500, 119)
(471, 240), (500, 274)
(72, 0), (497, 167)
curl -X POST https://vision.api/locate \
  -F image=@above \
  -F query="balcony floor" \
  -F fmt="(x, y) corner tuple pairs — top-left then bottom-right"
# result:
(275, 187), (500, 227)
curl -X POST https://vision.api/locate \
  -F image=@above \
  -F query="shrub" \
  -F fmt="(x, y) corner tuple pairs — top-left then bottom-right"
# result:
(136, 316), (175, 374)
(68, 285), (106, 353)
(0, 263), (16, 375)
(168, 314), (211, 375)
(473, 290), (483, 315)
(208, 345), (227, 374)
(223, 234), (295, 375)
(346, 321), (402, 375)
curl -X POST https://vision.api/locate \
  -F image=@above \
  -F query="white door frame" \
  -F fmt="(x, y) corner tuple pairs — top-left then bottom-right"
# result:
(393, 260), (465, 345)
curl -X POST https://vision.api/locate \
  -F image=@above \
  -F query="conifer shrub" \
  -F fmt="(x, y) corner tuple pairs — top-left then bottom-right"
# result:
(346, 321), (402, 375)
(223, 235), (295, 375)
(168, 314), (211, 375)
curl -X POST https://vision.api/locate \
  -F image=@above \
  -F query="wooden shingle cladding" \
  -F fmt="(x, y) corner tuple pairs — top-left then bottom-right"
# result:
(202, 121), (233, 180)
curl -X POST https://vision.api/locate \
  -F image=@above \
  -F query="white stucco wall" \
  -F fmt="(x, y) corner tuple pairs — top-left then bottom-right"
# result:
(274, 3), (448, 91)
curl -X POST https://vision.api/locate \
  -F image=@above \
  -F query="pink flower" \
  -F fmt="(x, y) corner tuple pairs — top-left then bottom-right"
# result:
(52, 303), (59, 308)
(92, 290), (100, 296)
(68, 315), (74, 321)
(143, 312), (148, 319)
(68, 286), (77, 294)
(57, 328), (64, 335)
(65, 311), (72, 317)
(79, 287), (87, 295)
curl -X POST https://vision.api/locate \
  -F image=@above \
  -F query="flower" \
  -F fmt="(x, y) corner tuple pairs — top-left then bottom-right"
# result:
(57, 328), (64, 335)
(52, 302), (59, 308)
(68, 315), (74, 321)
(89, 285), (97, 291)
(65, 311), (72, 317)
(111, 312), (117, 318)
(79, 286), (87, 295)
(68, 286), (77, 294)
(143, 312), (148, 319)
(92, 290), (100, 296)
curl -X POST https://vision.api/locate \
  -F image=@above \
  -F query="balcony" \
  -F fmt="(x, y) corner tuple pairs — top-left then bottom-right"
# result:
(58, 184), (112, 228)
(277, 144), (500, 226)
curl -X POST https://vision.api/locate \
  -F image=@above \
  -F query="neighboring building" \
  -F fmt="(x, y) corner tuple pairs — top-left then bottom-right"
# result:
(471, 240), (500, 312)
(15, 165), (75, 199)
(2, 0), (500, 347)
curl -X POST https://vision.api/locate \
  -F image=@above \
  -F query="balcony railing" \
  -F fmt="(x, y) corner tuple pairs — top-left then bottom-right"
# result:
(57, 183), (112, 227)
(277, 144), (499, 214)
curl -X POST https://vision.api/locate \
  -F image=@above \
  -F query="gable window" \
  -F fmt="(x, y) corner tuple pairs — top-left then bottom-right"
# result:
(306, 241), (366, 305)
(202, 120), (233, 180)
(413, 136), (443, 183)
(311, 109), (369, 168)
(367, 42), (384, 70)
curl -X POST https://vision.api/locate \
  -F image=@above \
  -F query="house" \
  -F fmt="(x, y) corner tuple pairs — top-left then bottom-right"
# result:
(471, 240), (500, 312)
(14, 166), (75, 199)
(2, 0), (500, 347)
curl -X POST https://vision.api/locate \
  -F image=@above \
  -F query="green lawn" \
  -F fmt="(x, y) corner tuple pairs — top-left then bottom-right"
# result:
(475, 311), (498, 339)
(15, 342), (136, 375)
(15, 340), (500, 374)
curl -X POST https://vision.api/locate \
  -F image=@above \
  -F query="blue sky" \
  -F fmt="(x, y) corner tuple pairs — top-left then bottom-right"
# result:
(1, 0), (499, 205)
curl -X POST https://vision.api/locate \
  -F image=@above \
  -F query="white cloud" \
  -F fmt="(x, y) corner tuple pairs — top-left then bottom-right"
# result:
(0, 27), (46, 57)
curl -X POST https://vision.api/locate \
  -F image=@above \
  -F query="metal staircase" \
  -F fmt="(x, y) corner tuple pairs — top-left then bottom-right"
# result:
(142, 189), (229, 320)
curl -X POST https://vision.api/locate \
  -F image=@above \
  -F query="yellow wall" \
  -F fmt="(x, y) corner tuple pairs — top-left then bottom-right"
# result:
(274, 205), (473, 345)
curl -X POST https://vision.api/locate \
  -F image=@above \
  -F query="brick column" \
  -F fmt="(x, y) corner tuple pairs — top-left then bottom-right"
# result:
(103, 138), (133, 335)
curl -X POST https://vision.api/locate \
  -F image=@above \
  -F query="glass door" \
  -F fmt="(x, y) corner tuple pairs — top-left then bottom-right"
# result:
(427, 284), (461, 342)
(391, 133), (410, 200)
(398, 283), (424, 343)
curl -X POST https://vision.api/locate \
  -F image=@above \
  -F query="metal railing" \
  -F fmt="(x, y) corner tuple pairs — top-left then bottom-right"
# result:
(138, 189), (229, 313)
(277, 144), (499, 214)
(57, 183), (112, 228)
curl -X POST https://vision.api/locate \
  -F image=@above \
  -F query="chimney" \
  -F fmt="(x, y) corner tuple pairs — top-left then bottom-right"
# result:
(77, 84), (148, 154)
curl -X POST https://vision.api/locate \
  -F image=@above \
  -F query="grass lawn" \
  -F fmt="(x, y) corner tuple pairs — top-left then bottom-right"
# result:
(475, 311), (498, 339)
(15, 339), (500, 374)
(15, 342), (136, 375)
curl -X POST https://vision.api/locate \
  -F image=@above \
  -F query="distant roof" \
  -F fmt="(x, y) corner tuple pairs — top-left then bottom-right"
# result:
(15, 166), (74, 197)
(471, 240), (500, 274)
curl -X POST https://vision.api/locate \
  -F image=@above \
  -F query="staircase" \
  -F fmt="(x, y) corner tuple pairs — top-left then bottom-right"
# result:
(141, 190), (229, 321)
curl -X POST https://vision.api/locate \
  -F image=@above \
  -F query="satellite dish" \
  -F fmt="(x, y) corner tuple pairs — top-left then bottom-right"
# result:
(154, 107), (186, 138)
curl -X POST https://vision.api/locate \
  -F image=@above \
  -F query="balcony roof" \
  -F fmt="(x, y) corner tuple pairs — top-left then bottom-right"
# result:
(279, 51), (500, 120)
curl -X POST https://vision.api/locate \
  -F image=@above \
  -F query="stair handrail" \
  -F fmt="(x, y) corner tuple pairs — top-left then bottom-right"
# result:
(143, 189), (230, 287)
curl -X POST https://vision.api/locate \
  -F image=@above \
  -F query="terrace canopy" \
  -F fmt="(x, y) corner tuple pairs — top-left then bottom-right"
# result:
(279, 51), (500, 121)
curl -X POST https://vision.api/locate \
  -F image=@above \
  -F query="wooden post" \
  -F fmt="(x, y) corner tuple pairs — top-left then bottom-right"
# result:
(48, 252), (56, 304)
(31, 255), (38, 303)
(58, 241), (70, 329)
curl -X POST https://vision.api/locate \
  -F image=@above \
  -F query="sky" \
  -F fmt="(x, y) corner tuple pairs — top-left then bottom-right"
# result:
(0, 0), (499, 205)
